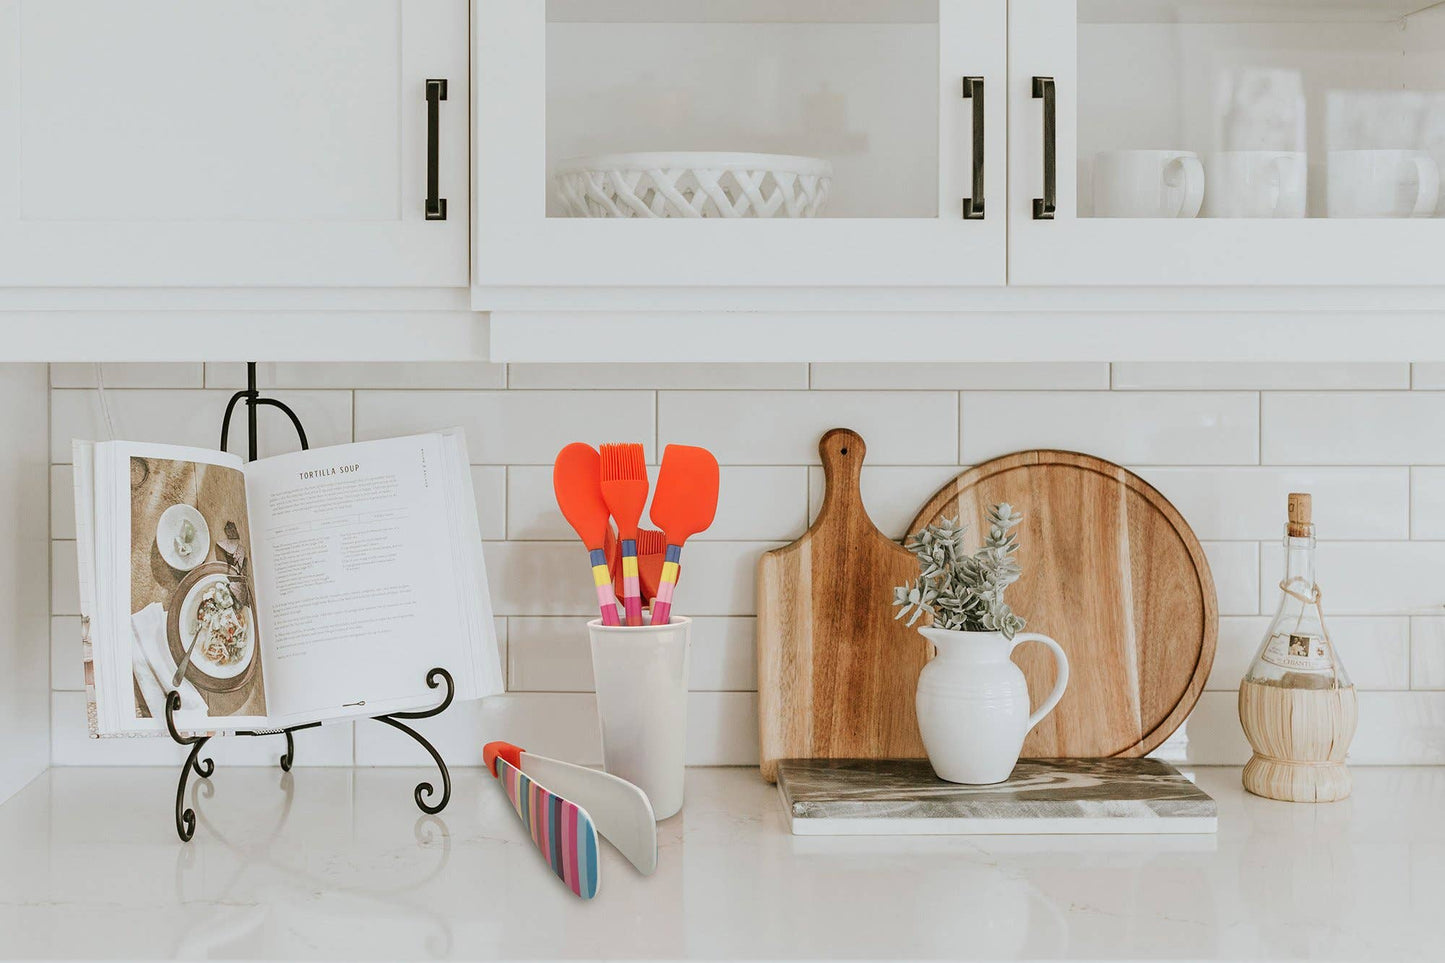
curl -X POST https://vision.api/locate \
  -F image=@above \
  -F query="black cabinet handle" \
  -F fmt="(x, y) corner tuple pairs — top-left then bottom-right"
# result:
(1032, 76), (1056, 220)
(961, 76), (985, 220)
(425, 79), (448, 221)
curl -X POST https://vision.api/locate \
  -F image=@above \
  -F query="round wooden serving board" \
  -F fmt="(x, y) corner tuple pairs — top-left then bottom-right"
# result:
(906, 451), (1217, 759)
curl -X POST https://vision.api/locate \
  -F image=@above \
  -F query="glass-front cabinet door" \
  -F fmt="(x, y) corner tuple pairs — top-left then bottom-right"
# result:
(1009, 0), (1445, 285)
(473, 0), (1007, 302)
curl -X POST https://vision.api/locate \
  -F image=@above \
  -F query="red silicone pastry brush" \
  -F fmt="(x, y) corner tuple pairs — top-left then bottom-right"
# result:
(648, 445), (720, 625)
(600, 443), (649, 626)
(553, 443), (621, 626)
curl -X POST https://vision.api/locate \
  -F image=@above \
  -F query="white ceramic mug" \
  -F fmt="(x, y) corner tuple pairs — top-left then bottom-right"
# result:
(1092, 150), (1204, 218)
(588, 614), (690, 820)
(1202, 151), (1306, 218)
(1328, 150), (1440, 218)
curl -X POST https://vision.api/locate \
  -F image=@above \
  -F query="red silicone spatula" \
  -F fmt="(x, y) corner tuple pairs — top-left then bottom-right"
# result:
(648, 445), (720, 625)
(553, 443), (621, 626)
(600, 443), (649, 626)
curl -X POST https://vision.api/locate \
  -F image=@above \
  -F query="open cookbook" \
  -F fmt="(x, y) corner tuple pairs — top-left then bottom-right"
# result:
(73, 429), (503, 736)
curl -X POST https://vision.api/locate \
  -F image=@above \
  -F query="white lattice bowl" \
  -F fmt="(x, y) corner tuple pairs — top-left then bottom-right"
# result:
(555, 152), (833, 218)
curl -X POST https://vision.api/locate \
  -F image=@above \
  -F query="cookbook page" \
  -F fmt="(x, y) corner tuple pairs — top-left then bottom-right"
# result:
(98, 441), (267, 734)
(242, 434), (467, 724)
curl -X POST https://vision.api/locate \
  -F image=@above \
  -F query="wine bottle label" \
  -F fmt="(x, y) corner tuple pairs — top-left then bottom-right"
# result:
(1260, 632), (1333, 671)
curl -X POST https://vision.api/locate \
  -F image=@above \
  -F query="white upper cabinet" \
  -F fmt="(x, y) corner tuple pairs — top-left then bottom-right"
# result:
(1009, 0), (1445, 286)
(0, 0), (468, 287)
(473, 0), (1008, 305)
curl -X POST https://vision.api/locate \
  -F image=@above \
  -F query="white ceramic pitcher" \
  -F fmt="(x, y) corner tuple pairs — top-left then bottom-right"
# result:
(916, 628), (1069, 785)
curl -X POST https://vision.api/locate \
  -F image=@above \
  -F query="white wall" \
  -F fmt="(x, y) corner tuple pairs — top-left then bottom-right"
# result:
(44, 362), (1445, 769)
(0, 365), (51, 804)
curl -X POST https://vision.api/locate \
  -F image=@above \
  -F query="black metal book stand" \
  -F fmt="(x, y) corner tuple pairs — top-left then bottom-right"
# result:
(164, 363), (453, 842)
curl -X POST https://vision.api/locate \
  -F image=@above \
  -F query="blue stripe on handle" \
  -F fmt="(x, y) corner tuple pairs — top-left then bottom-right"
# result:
(588, 548), (608, 567)
(665, 544), (682, 563)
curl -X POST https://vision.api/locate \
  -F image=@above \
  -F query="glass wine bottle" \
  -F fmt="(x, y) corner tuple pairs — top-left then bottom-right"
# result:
(1239, 493), (1357, 802)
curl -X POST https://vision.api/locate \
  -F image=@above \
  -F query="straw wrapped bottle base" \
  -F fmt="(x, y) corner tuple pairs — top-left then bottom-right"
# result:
(1238, 679), (1358, 803)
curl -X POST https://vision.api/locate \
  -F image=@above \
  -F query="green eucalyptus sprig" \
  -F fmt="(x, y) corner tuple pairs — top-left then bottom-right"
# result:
(893, 503), (1026, 639)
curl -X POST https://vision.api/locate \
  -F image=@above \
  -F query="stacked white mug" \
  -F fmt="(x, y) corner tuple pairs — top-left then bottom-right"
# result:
(1327, 150), (1440, 218)
(1201, 151), (1307, 218)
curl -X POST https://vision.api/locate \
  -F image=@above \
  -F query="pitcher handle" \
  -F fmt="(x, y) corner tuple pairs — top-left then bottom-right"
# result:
(1011, 632), (1070, 734)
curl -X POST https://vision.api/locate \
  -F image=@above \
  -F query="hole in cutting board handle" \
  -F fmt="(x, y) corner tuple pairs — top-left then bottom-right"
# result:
(839, 447), (849, 455)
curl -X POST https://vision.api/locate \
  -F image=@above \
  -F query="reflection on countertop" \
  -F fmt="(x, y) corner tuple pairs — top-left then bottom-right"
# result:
(1, 765), (1441, 960)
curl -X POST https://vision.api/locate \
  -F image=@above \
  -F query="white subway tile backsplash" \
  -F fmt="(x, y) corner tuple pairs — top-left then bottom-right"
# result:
(688, 692), (759, 766)
(206, 362), (506, 389)
(43, 363), (1445, 767)
(670, 541), (781, 616)
(1410, 467), (1445, 538)
(1113, 363), (1409, 391)
(1410, 364), (1445, 389)
(50, 466), (75, 540)
(1208, 616), (1409, 691)
(484, 541), (595, 617)
(807, 465), (963, 541)
(810, 363), (1108, 391)
(1411, 618), (1445, 689)
(508, 616), (756, 692)
(472, 466), (506, 540)
(1350, 692), (1445, 764)
(1203, 542), (1260, 616)
(1137, 467), (1409, 540)
(507, 617), (592, 692)
(707, 468), (809, 541)
(660, 391), (958, 465)
(354, 390), (655, 465)
(50, 363), (204, 389)
(51, 541), (78, 616)
(1260, 541), (1445, 615)
(51, 617), (82, 690)
(50, 389), (352, 463)
(509, 363), (808, 390)
(1263, 392), (1445, 465)
(507, 465), (807, 542)
(961, 392), (1259, 465)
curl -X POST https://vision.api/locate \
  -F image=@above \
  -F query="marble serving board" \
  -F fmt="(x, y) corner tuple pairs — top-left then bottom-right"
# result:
(776, 758), (1217, 835)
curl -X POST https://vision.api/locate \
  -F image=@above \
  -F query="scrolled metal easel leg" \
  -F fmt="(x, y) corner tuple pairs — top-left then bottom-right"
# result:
(373, 668), (455, 815)
(280, 729), (296, 772)
(166, 691), (214, 842)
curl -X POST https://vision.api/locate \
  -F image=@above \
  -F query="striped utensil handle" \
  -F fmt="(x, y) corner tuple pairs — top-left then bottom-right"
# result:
(620, 539), (643, 626)
(650, 544), (683, 626)
(590, 548), (621, 626)
(493, 755), (600, 899)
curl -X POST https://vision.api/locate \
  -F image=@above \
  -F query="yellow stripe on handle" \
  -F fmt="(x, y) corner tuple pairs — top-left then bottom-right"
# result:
(592, 563), (611, 587)
(660, 560), (680, 585)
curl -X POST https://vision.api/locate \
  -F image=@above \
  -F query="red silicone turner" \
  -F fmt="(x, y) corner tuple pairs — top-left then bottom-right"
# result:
(553, 443), (620, 626)
(648, 445), (720, 625)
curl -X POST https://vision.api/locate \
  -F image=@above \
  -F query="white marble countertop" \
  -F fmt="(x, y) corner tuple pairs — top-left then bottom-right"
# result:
(1, 765), (1441, 961)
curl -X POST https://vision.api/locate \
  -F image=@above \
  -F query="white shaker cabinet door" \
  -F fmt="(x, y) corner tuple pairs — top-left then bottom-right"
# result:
(0, 0), (468, 287)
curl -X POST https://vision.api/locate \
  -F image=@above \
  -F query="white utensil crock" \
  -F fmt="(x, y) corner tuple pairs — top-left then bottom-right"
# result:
(588, 615), (690, 820)
(916, 628), (1069, 785)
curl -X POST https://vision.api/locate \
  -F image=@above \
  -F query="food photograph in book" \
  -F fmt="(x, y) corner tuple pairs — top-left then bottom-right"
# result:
(129, 456), (265, 719)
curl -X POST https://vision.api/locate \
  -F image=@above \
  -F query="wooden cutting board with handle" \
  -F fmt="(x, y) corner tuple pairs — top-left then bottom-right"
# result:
(906, 450), (1217, 759)
(757, 429), (931, 782)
